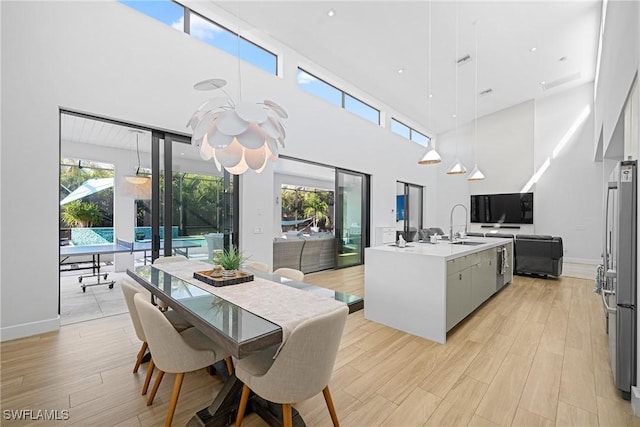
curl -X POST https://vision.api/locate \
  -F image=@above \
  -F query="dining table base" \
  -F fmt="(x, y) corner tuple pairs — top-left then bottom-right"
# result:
(187, 361), (305, 427)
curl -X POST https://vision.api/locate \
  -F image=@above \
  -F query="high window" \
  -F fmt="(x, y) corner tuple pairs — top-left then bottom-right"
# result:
(391, 118), (431, 147)
(120, 0), (277, 75)
(297, 68), (380, 125)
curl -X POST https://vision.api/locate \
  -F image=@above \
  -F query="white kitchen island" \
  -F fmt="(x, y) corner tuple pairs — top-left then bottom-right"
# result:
(364, 237), (513, 343)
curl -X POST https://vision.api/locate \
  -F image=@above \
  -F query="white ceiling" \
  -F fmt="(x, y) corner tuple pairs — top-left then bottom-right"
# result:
(61, 1), (602, 179)
(213, 0), (601, 135)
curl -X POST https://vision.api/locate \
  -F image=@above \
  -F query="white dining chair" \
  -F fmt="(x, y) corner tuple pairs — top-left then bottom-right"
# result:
(120, 278), (191, 395)
(134, 293), (230, 427)
(235, 304), (349, 427)
(273, 267), (304, 282)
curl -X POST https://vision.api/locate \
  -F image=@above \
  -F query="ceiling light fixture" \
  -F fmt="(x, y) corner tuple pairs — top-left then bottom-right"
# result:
(187, 14), (288, 175)
(125, 130), (150, 185)
(327, 9), (335, 17)
(530, 47), (537, 52)
(447, 1), (467, 175)
(418, 0), (442, 166)
(397, 68), (404, 74)
(188, 80), (287, 175)
(468, 20), (485, 181)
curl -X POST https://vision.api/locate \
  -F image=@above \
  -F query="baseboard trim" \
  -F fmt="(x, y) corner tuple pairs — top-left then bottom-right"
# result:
(1, 316), (60, 342)
(632, 386), (640, 416)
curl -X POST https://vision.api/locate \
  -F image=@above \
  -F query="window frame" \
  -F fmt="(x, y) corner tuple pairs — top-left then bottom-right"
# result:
(298, 67), (380, 125)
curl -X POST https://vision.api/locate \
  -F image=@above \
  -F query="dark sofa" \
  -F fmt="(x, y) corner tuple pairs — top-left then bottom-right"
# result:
(514, 234), (563, 277)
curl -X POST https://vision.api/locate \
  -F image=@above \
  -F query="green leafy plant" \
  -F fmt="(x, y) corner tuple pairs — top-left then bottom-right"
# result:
(61, 200), (103, 228)
(303, 192), (329, 229)
(216, 246), (250, 271)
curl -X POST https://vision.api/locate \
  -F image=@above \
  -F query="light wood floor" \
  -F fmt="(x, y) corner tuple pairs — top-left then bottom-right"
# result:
(1, 266), (637, 426)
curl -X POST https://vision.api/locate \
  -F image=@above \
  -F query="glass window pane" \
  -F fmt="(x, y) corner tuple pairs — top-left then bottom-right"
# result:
(190, 13), (235, 53)
(391, 119), (411, 139)
(120, 0), (184, 30)
(411, 130), (431, 147)
(297, 69), (342, 107)
(345, 94), (380, 125)
(190, 13), (276, 75)
(239, 39), (277, 75)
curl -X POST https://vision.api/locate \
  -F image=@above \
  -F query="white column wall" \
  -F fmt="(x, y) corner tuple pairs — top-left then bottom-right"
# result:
(595, 0), (639, 156)
(535, 83), (601, 263)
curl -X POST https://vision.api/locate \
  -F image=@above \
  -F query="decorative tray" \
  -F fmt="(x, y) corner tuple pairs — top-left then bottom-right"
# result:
(193, 270), (254, 287)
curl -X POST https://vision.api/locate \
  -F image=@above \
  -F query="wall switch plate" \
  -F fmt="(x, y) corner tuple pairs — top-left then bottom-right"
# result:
(254, 226), (263, 234)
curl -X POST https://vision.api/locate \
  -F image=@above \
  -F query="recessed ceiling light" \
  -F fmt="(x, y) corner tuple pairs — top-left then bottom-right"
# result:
(180, 152), (185, 156)
(452, 114), (457, 118)
(397, 68), (404, 74)
(429, 93), (433, 98)
(530, 47), (537, 52)
(540, 81), (546, 86)
(327, 9), (335, 17)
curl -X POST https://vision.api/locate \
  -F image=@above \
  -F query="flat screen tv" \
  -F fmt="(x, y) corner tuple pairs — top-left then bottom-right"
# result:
(470, 192), (533, 224)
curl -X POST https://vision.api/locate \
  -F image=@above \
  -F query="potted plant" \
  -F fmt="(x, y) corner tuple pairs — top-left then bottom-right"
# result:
(216, 246), (250, 277)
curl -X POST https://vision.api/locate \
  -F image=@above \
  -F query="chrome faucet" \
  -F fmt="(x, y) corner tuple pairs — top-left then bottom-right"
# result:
(449, 203), (468, 242)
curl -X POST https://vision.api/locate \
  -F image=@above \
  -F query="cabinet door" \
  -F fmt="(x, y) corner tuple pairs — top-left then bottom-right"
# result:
(471, 256), (496, 308)
(446, 269), (472, 330)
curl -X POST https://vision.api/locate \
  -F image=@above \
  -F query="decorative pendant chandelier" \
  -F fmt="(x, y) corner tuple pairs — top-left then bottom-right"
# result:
(467, 164), (486, 180)
(125, 130), (150, 184)
(467, 20), (485, 181)
(447, 1), (467, 176)
(418, 0), (441, 166)
(187, 78), (287, 175)
(418, 144), (442, 165)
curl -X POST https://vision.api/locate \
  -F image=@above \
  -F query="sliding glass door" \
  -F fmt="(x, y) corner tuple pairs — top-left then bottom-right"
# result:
(335, 169), (370, 268)
(150, 133), (238, 262)
(397, 181), (424, 242)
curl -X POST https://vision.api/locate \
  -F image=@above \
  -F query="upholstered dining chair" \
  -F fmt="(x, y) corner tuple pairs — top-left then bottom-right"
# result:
(134, 293), (230, 427)
(273, 267), (304, 282)
(120, 278), (191, 394)
(245, 261), (270, 273)
(235, 304), (349, 427)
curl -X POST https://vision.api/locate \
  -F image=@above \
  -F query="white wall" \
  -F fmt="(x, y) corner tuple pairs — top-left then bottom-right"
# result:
(596, 0), (639, 157)
(535, 83), (601, 263)
(434, 86), (601, 263)
(434, 100), (535, 232)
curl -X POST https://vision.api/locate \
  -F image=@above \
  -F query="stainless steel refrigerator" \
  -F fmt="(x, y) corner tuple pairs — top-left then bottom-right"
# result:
(603, 160), (637, 399)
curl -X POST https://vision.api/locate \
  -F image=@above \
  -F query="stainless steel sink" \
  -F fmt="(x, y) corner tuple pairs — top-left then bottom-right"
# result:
(452, 241), (485, 246)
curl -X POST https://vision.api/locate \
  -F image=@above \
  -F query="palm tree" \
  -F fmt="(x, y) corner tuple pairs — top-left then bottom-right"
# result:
(303, 193), (329, 229)
(61, 201), (103, 228)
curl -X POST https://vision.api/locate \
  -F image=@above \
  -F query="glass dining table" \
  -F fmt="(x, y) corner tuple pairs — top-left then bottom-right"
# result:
(126, 263), (363, 427)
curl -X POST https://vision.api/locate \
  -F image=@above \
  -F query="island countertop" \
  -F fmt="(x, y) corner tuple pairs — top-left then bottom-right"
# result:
(364, 237), (514, 344)
(368, 237), (513, 260)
